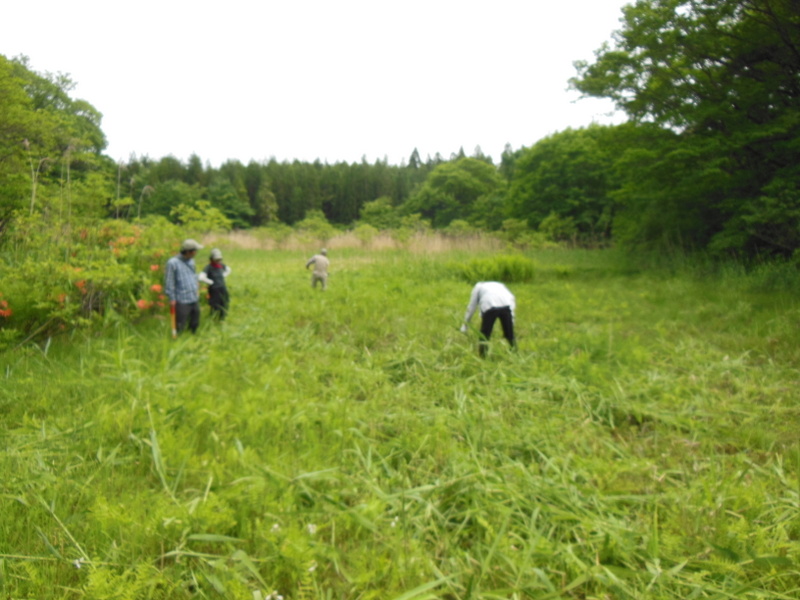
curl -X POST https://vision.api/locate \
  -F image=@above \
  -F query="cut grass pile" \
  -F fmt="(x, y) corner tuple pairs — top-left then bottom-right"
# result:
(1, 248), (799, 599)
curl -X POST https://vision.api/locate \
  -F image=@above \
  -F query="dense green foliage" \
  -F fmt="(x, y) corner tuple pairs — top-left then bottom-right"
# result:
(2, 248), (799, 599)
(0, 55), (110, 229)
(572, 0), (800, 256)
(402, 158), (506, 229)
(506, 126), (621, 242)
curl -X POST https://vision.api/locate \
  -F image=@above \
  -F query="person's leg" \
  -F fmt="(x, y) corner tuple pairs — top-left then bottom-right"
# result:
(321, 273), (327, 291)
(208, 290), (219, 320)
(188, 302), (201, 333)
(175, 302), (191, 333)
(219, 289), (229, 320)
(209, 289), (224, 320)
(498, 307), (516, 349)
(479, 310), (499, 357)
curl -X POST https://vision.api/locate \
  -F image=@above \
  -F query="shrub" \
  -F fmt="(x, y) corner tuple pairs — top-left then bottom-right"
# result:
(452, 254), (535, 283)
(0, 212), (180, 348)
(539, 211), (577, 242)
(359, 196), (400, 230)
(353, 223), (379, 246)
(295, 209), (336, 243)
(170, 200), (232, 233)
(443, 219), (477, 236)
(391, 213), (430, 244)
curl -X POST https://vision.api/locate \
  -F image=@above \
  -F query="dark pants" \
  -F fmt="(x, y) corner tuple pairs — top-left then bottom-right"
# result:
(175, 301), (200, 334)
(479, 306), (515, 357)
(209, 287), (229, 320)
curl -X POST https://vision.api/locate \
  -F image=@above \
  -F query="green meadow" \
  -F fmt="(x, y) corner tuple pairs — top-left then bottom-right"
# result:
(2, 246), (799, 599)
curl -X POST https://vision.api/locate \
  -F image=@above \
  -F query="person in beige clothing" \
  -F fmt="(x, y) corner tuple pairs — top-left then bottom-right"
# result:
(305, 248), (330, 290)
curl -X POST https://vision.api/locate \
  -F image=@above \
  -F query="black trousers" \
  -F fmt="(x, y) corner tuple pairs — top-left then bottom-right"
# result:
(480, 306), (515, 355)
(208, 287), (229, 320)
(175, 301), (200, 334)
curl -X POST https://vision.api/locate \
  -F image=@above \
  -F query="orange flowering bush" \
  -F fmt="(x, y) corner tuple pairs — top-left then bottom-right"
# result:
(136, 283), (168, 314)
(0, 212), (186, 347)
(0, 295), (12, 319)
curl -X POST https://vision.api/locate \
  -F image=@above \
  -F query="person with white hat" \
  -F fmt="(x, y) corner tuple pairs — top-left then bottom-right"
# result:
(164, 238), (203, 334)
(198, 248), (232, 320)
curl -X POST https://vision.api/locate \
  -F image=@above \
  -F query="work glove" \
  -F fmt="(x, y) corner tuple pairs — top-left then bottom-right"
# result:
(459, 324), (468, 334)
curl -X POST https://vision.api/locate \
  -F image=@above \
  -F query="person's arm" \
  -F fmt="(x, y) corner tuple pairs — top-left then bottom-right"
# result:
(164, 260), (176, 302)
(198, 271), (213, 286)
(223, 265), (231, 277)
(461, 285), (481, 332)
(305, 256), (315, 269)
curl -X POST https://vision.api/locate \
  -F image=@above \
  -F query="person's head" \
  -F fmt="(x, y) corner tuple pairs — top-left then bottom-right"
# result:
(210, 248), (223, 262)
(320, 248), (327, 256)
(180, 239), (203, 256)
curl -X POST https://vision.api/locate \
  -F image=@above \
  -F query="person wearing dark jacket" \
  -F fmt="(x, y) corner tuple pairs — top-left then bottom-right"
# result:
(198, 248), (231, 320)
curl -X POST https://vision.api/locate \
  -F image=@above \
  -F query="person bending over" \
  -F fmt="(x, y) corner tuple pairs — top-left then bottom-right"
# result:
(461, 281), (516, 357)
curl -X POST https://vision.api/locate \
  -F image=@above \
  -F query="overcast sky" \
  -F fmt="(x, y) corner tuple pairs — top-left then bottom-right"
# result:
(1, 0), (630, 167)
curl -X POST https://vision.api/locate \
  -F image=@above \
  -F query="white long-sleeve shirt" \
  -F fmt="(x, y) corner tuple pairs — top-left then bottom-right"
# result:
(463, 281), (515, 324)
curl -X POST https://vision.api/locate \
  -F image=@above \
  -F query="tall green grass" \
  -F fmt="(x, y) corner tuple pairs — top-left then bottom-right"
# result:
(1, 248), (799, 599)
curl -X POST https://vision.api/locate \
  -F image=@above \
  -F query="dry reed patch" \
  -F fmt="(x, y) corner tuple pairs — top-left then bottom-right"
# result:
(203, 230), (505, 254)
(202, 230), (276, 250)
(404, 232), (505, 253)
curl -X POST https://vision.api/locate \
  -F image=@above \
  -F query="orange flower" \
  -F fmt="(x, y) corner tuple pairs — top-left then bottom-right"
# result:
(0, 308), (12, 318)
(136, 299), (151, 310)
(75, 280), (86, 289)
(150, 284), (162, 293)
(150, 264), (160, 271)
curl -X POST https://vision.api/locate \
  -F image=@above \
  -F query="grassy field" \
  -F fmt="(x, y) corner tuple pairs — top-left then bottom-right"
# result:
(1, 246), (799, 599)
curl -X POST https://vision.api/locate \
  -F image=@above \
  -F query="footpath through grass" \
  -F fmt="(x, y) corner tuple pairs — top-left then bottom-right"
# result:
(1, 248), (799, 599)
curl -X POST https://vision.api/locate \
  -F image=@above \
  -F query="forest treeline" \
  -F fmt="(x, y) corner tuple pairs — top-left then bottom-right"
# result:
(1, 0), (798, 258)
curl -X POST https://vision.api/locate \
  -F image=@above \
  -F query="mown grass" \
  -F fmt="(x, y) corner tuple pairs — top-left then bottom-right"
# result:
(1, 247), (799, 599)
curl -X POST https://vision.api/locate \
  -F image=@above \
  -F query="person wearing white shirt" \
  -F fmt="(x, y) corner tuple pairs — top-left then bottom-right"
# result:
(460, 281), (516, 357)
